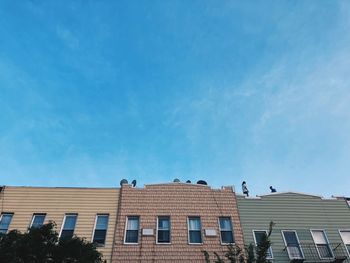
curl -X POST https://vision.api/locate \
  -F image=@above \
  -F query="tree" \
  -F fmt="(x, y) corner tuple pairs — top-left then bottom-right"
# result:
(201, 222), (275, 263)
(255, 221), (275, 263)
(201, 244), (245, 263)
(246, 243), (255, 263)
(0, 222), (104, 263)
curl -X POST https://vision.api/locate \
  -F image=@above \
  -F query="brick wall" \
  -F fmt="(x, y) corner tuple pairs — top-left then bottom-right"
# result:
(111, 183), (244, 262)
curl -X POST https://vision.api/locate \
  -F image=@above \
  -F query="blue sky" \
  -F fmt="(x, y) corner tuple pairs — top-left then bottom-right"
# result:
(1, 1), (350, 197)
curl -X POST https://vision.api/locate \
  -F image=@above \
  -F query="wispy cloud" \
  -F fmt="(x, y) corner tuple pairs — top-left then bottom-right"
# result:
(56, 26), (79, 50)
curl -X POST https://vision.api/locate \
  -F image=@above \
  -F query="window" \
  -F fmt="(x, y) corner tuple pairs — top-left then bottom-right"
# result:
(124, 216), (139, 244)
(92, 214), (109, 245)
(188, 217), (202, 244)
(30, 214), (46, 228)
(219, 217), (234, 244)
(339, 230), (350, 256)
(282, 230), (304, 259)
(157, 216), (170, 243)
(60, 214), (77, 239)
(253, 230), (273, 259)
(311, 230), (333, 259)
(0, 213), (13, 234)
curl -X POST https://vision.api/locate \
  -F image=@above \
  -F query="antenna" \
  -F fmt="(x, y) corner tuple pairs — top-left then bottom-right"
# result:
(196, 180), (207, 185)
(173, 178), (180, 183)
(120, 179), (128, 186)
(131, 180), (137, 187)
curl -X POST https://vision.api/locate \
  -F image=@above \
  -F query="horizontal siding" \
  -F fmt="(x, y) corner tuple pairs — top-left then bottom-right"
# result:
(0, 186), (119, 263)
(236, 193), (350, 263)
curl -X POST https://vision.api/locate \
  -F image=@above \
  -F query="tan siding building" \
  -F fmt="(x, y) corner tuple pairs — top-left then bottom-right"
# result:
(0, 186), (119, 262)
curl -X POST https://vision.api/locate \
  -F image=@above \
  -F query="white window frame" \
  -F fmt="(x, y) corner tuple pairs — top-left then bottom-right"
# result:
(59, 213), (78, 238)
(310, 229), (334, 259)
(252, 230), (274, 259)
(218, 217), (234, 245)
(0, 213), (14, 234)
(29, 213), (46, 229)
(339, 229), (350, 257)
(91, 214), (109, 246)
(123, 216), (140, 245)
(156, 216), (171, 244)
(187, 216), (203, 245)
(281, 230), (305, 260)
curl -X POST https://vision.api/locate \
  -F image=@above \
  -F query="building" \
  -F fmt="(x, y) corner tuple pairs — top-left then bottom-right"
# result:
(1, 182), (350, 263)
(0, 186), (119, 262)
(236, 191), (350, 262)
(111, 182), (244, 262)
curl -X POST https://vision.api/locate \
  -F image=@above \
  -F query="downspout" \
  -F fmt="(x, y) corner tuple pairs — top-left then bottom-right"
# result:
(0, 186), (5, 214)
(110, 186), (124, 263)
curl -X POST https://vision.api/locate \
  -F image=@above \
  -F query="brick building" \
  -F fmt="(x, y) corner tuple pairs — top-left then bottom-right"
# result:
(111, 182), (244, 262)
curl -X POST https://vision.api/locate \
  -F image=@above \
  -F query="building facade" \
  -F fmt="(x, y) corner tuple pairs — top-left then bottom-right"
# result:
(111, 183), (244, 262)
(0, 186), (119, 262)
(236, 192), (350, 263)
(1, 183), (350, 263)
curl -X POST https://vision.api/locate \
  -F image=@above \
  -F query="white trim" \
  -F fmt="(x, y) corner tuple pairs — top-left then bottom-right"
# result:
(29, 213), (46, 229)
(281, 230), (305, 259)
(310, 229), (334, 259)
(258, 191), (324, 199)
(187, 216), (203, 245)
(123, 216), (140, 245)
(218, 217), (235, 245)
(91, 214), (109, 246)
(58, 213), (78, 238)
(339, 229), (350, 257)
(252, 230), (274, 259)
(156, 216), (171, 245)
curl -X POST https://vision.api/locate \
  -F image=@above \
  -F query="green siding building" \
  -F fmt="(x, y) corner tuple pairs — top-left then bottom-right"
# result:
(236, 192), (350, 262)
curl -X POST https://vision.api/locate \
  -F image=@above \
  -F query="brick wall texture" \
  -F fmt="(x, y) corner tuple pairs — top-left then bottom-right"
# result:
(111, 183), (244, 262)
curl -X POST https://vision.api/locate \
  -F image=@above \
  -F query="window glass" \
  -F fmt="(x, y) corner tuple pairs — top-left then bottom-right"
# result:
(282, 231), (304, 259)
(340, 231), (350, 255)
(219, 217), (234, 244)
(0, 214), (13, 234)
(254, 231), (273, 258)
(157, 216), (170, 243)
(93, 215), (109, 245)
(340, 231), (350, 243)
(60, 214), (77, 239)
(311, 230), (333, 259)
(125, 216), (139, 243)
(188, 217), (202, 244)
(31, 214), (46, 228)
(312, 230), (327, 244)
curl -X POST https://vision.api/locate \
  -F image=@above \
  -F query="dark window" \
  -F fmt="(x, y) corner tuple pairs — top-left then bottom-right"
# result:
(60, 214), (77, 239)
(311, 230), (333, 259)
(0, 214), (13, 234)
(188, 217), (202, 244)
(93, 214), (109, 245)
(219, 217), (234, 244)
(157, 216), (170, 243)
(254, 231), (273, 258)
(125, 216), (139, 243)
(282, 230), (304, 259)
(30, 214), (46, 228)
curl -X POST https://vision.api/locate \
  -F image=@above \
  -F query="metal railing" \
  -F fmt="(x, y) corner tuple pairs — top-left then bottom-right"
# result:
(284, 243), (349, 263)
